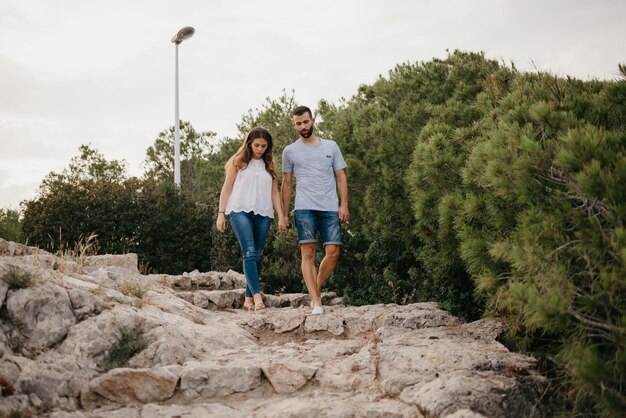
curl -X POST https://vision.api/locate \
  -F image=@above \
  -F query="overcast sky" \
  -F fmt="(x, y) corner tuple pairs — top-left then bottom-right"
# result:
(1, 0), (624, 209)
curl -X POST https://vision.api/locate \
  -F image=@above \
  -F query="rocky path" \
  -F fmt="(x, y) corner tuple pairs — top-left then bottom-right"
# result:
(0, 239), (546, 417)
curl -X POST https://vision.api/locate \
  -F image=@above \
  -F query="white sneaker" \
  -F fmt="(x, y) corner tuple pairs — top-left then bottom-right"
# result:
(311, 306), (325, 315)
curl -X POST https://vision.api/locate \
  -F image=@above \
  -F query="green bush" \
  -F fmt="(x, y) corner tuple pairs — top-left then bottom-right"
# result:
(455, 72), (626, 416)
(104, 328), (149, 370)
(1, 266), (33, 289)
(319, 50), (504, 316)
(21, 177), (211, 275)
(0, 208), (22, 243)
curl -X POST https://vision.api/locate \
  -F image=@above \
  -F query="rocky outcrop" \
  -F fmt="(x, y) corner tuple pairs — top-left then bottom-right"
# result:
(0, 238), (546, 417)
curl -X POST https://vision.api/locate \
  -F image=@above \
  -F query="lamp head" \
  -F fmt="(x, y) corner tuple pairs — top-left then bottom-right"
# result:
(171, 27), (195, 44)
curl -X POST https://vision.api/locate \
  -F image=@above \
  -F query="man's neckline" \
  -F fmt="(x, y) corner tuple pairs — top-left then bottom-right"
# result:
(300, 137), (321, 146)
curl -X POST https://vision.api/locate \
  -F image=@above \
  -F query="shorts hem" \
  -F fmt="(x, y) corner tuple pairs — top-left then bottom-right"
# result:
(323, 241), (343, 246)
(298, 239), (317, 245)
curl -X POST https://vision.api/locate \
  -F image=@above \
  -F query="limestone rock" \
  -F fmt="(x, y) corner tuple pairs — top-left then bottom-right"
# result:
(0, 274), (8, 310)
(0, 394), (32, 418)
(88, 367), (179, 404)
(261, 360), (319, 394)
(376, 323), (545, 414)
(84, 254), (139, 272)
(0, 240), (548, 418)
(58, 305), (145, 367)
(400, 372), (543, 418)
(239, 307), (306, 333)
(309, 341), (376, 392)
(220, 269), (247, 289)
(444, 409), (488, 418)
(384, 302), (460, 328)
(17, 353), (97, 410)
(304, 310), (345, 335)
(176, 289), (245, 310)
(141, 402), (239, 418)
(0, 238), (48, 256)
(69, 288), (103, 320)
(355, 399), (423, 418)
(6, 282), (77, 353)
(179, 360), (262, 400)
(260, 395), (363, 418)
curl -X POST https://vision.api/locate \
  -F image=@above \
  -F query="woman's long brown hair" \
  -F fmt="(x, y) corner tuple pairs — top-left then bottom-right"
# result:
(225, 127), (276, 178)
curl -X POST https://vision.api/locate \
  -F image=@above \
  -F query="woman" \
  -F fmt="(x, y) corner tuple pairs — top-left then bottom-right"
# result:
(216, 127), (288, 311)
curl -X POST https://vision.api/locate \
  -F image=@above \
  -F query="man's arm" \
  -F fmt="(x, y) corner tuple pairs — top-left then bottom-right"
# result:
(336, 169), (349, 223)
(281, 172), (293, 220)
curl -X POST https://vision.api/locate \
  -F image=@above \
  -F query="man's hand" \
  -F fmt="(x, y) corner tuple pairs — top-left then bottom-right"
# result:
(336, 169), (349, 224)
(339, 205), (350, 224)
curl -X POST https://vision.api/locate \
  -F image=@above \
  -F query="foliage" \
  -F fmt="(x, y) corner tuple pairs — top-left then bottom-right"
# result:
(21, 147), (211, 274)
(39, 144), (127, 195)
(0, 266), (33, 289)
(118, 279), (146, 300)
(0, 208), (22, 243)
(320, 52), (626, 415)
(131, 180), (212, 274)
(237, 90), (299, 162)
(144, 120), (218, 203)
(104, 327), (149, 370)
(456, 72), (626, 416)
(318, 50), (502, 316)
(55, 232), (100, 269)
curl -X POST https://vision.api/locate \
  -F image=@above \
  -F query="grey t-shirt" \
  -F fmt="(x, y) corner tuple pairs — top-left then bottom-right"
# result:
(282, 138), (347, 211)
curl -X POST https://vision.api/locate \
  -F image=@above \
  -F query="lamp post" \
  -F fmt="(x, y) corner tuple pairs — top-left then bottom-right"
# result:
(171, 26), (195, 187)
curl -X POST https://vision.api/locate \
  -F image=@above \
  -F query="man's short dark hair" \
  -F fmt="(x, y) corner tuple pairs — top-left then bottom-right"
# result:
(293, 106), (312, 118)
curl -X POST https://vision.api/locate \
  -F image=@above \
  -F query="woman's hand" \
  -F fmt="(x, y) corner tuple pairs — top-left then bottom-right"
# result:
(278, 214), (288, 233)
(216, 213), (226, 233)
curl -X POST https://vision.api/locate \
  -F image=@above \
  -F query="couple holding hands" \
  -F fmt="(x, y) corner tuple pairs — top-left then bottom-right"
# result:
(216, 106), (349, 315)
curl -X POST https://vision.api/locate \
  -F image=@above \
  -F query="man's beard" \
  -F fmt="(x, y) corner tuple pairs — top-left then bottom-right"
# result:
(299, 126), (314, 138)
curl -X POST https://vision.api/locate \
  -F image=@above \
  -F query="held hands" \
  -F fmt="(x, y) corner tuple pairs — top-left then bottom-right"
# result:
(278, 214), (289, 233)
(216, 213), (226, 233)
(217, 212), (289, 234)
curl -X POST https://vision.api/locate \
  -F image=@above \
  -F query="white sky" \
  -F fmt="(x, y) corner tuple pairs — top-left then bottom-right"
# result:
(1, 0), (624, 209)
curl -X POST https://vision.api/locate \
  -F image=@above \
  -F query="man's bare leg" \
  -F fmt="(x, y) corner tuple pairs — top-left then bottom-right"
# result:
(300, 243), (321, 306)
(316, 244), (341, 297)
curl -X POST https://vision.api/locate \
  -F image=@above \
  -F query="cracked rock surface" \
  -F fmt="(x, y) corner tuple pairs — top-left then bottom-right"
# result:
(0, 239), (546, 417)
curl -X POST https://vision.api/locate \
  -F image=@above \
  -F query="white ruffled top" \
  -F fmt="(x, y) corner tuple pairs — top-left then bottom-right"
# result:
(225, 158), (274, 218)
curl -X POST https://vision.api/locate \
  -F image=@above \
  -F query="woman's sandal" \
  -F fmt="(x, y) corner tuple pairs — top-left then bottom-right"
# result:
(254, 302), (266, 312)
(243, 300), (255, 311)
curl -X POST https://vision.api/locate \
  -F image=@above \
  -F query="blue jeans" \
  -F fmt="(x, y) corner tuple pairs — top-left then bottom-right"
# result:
(229, 211), (272, 297)
(294, 210), (343, 246)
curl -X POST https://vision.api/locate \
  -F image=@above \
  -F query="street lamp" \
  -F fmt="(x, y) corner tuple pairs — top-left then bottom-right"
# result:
(171, 26), (195, 187)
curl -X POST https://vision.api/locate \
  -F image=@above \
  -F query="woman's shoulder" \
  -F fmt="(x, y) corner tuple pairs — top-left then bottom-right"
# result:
(226, 156), (246, 173)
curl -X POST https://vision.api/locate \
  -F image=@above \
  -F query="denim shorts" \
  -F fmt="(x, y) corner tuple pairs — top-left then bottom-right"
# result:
(294, 210), (343, 246)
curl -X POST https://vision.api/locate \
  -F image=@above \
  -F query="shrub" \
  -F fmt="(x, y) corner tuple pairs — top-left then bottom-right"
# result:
(118, 280), (146, 299)
(0, 208), (22, 243)
(1, 267), (33, 289)
(104, 328), (149, 370)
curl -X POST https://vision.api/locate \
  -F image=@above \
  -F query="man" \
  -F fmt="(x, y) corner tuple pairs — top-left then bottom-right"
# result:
(281, 105), (349, 315)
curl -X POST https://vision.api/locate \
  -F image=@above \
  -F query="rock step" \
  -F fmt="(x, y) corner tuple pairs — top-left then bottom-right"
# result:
(1, 295), (545, 418)
(76, 329), (426, 414)
(0, 241), (547, 418)
(175, 289), (342, 311)
(236, 302), (460, 341)
(53, 310), (538, 418)
(163, 269), (247, 291)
